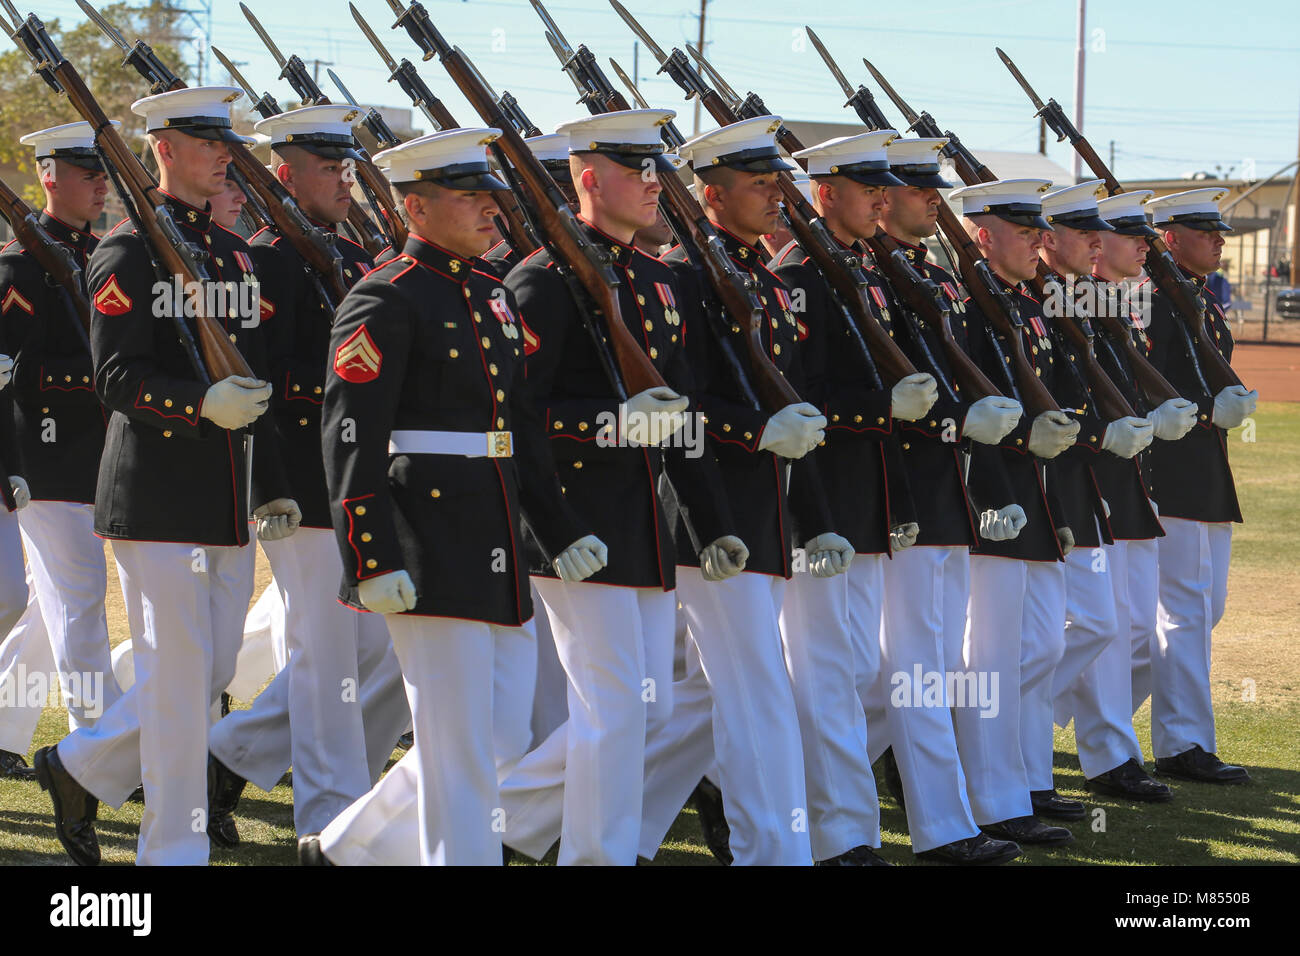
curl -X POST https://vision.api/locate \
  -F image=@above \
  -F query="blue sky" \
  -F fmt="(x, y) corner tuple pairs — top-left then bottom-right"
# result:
(29, 0), (1300, 182)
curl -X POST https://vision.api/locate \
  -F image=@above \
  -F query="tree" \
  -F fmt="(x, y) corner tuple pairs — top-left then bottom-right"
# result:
(0, 2), (190, 215)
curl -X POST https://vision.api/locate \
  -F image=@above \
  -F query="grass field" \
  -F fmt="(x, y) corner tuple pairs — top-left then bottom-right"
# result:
(1, 404), (1297, 866)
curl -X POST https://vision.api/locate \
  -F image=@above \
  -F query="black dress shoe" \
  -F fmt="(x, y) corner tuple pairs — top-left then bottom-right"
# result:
(126, 785), (144, 803)
(815, 844), (894, 866)
(917, 833), (1020, 866)
(982, 815), (1075, 847)
(689, 777), (732, 866)
(1031, 788), (1086, 821)
(207, 753), (247, 849)
(396, 731), (414, 752)
(0, 749), (37, 781)
(880, 747), (906, 811)
(1155, 745), (1251, 784)
(297, 833), (334, 866)
(1086, 758), (1173, 802)
(34, 746), (100, 866)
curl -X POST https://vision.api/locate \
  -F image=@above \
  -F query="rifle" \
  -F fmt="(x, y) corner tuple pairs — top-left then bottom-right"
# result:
(767, 40), (1054, 414)
(2, 2), (250, 382)
(531, 1), (791, 411)
(74, 5), (349, 309)
(849, 50), (1162, 420)
(349, 2), (537, 258)
(0, 174), (93, 348)
(997, 47), (1241, 397)
(384, 0), (666, 398)
(239, 2), (399, 256)
(610, 1), (917, 392)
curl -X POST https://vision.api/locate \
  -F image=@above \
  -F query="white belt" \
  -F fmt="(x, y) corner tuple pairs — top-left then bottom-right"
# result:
(388, 429), (513, 458)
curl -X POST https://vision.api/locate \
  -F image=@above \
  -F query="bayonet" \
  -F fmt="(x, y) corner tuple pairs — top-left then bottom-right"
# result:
(609, 57), (648, 109)
(685, 43), (740, 108)
(239, 2), (287, 70)
(806, 27), (853, 99)
(213, 45), (282, 118)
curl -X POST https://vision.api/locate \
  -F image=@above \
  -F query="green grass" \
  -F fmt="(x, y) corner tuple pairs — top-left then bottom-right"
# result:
(2, 405), (1297, 866)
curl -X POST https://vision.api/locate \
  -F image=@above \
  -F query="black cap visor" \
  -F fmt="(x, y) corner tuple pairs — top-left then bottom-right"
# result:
(1047, 210), (1116, 232)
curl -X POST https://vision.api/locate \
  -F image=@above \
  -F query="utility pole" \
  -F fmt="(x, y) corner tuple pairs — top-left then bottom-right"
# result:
(309, 58), (334, 87)
(1038, 117), (1046, 155)
(694, 0), (708, 135)
(1291, 101), (1300, 286)
(1072, 0), (1086, 180)
(1109, 139), (1115, 172)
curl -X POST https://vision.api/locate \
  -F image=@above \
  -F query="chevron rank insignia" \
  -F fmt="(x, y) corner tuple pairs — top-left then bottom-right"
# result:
(521, 316), (540, 356)
(92, 273), (132, 316)
(1, 285), (33, 316)
(333, 324), (383, 383)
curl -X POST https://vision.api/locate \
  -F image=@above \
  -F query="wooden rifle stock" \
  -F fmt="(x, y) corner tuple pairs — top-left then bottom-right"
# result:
(1028, 269), (1135, 420)
(860, 229), (1000, 401)
(428, 46), (664, 394)
(53, 67), (252, 381)
(935, 207), (1058, 415)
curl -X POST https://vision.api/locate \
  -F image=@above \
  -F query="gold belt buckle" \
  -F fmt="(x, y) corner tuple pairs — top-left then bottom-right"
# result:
(487, 430), (513, 458)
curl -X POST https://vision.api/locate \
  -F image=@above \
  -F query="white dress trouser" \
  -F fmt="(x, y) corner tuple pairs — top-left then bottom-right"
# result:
(635, 569), (809, 865)
(847, 558), (890, 764)
(59, 539), (254, 865)
(1052, 535), (1117, 705)
(528, 583), (568, 750)
(499, 580), (675, 866)
(880, 546), (978, 852)
(226, 578), (287, 701)
(207, 601), (406, 796)
(1056, 540), (1144, 778)
(18, 501), (120, 731)
(1019, 560), (1067, 792)
(959, 555), (1031, 825)
(779, 557), (881, 858)
(0, 559), (50, 754)
(1127, 535), (1159, 715)
(1151, 517), (1232, 758)
(294, 611), (539, 866)
(321, 613), (513, 866)
(233, 529), (370, 833)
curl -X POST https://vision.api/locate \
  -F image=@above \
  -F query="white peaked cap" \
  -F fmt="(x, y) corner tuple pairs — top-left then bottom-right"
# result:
(555, 109), (673, 168)
(679, 115), (795, 173)
(1040, 179), (1113, 230)
(1145, 187), (1232, 232)
(949, 178), (1053, 228)
(374, 127), (509, 190)
(254, 105), (364, 158)
(793, 130), (902, 186)
(131, 86), (246, 143)
(886, 137), (952, 187)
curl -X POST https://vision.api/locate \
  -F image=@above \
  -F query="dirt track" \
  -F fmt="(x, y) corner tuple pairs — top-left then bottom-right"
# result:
(1232, 343), (1300, 402)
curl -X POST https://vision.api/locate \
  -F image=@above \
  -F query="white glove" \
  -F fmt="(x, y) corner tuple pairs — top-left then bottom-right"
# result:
(758, 402), (827, 459)
(1101, 497), (1111, 518)
(889, 522), (920, 551)
(699, 535), (749, 581)
(1101, 416), (1155, 459)
(201, 375), (272, 430)
(804, 532), (854, 578)
(358, 569), (417, 614)
(552, 534), (609, 582)
(619, 387), (689, 446)
(8, 475), (29, 510)
(979, 504), (1027, 542)
(1146, 397), (1198, 441)
(1057, 526), (1075, 556)
(1028, 410), (1081, 459)
(962, 395), (1023, 445)
(0, 354), (13, 390)
(253, 498), (302, 541)
(1211, 385), (1257, 429)
(890, 373), (938, 422)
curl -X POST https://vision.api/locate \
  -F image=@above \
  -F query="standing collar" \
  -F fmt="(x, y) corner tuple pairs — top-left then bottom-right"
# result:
(399, 233), (488, 278)
(713, 222), (765, 264)
(577, 217), (636, 268)
(161, 190), (212, 235)
(38, 211), (93, 250)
